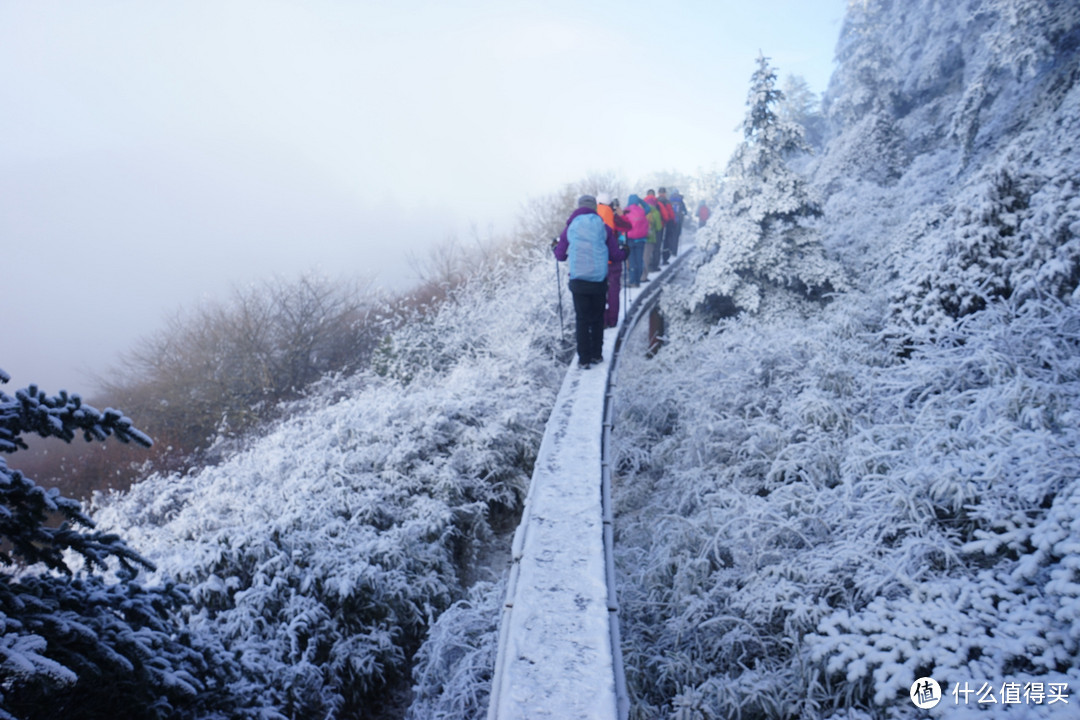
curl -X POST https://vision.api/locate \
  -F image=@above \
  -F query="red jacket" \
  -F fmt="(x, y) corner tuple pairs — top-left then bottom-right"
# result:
(657, 199), (675, 224)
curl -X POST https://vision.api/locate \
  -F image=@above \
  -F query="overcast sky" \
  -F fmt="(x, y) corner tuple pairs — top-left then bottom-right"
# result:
(1, 0), (847, 393)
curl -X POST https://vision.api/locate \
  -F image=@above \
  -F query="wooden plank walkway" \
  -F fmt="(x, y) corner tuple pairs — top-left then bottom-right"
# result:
(488, 244), (696, 719)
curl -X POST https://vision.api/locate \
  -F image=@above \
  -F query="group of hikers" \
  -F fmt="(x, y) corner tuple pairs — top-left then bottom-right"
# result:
(553, 187), (708, 369)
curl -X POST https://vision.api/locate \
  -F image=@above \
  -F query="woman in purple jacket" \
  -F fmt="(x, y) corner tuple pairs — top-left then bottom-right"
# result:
(553, 195), (627, 369)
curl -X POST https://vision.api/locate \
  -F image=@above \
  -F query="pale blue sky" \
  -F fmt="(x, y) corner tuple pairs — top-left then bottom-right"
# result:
(1, 0), (847, 391)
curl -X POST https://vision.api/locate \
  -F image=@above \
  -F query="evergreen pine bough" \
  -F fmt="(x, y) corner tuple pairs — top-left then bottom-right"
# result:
(0, 368), (256, 720)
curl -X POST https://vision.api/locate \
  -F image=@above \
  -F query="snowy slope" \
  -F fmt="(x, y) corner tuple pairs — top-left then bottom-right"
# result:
(609, 2), (1080, 718)
(92, 249), (571, 717)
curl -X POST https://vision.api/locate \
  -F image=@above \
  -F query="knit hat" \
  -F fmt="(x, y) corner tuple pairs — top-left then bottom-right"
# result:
(577, 194), (597, 210)
(596, 191), (613, 206)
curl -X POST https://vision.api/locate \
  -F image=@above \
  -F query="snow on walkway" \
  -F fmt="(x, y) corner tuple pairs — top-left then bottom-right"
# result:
(489, 342), (617, 719)
(489, 244), (694, 720)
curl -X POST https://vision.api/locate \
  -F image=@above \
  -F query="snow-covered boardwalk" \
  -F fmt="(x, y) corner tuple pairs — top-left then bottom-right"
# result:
(488, 245), (695, 720)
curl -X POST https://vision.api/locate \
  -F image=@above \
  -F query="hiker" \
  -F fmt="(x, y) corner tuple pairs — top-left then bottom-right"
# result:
(553, 194), (626, 369)
(623, 194), (650, 288)
(642, 191), (664, 276)
(667, 188), (687, 259)
(697, 200), (710, 228)
(656, 187), (673, 263)
(596, 193), (631, 327)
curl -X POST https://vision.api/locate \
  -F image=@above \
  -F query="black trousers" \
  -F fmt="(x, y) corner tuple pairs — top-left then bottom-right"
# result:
(663, 220), (681, 262)
(569, 278), (607, 364)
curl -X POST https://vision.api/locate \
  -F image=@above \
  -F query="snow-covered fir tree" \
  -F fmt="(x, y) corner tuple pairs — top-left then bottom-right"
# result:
(778, 74), (827, 152)
(0, 369), (256, 720)
(689, 53), (846, 318)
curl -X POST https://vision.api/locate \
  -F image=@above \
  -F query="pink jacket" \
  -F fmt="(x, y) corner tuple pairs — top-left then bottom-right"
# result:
(624, 204), (650, 240)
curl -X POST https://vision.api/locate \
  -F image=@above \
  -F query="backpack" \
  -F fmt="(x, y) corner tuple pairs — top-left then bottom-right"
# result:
(671, 195), (686, 217)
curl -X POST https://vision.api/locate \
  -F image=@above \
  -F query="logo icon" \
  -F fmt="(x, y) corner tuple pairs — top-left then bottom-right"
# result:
(911, 677), (942, 709)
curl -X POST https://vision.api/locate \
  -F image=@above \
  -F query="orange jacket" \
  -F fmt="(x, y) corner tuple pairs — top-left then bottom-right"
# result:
(597, 203), (615, 229)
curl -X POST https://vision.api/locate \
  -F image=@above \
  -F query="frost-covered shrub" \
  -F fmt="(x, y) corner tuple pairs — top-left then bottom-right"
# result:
(615, 289), (1080, 718)
(374, 244), (570, 382)
(803, 301), (1080, 713)
(891, 163), (1033, 330)
(405, 579), (503, 720)
(890, 107), (1080, 340)
(614, 304), (877, 719)
(93, 244), (566, 717)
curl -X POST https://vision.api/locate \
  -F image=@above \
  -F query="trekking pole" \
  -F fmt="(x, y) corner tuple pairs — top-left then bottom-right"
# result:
(622, 253), (629, 321)
(552, 238), (565, 342)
